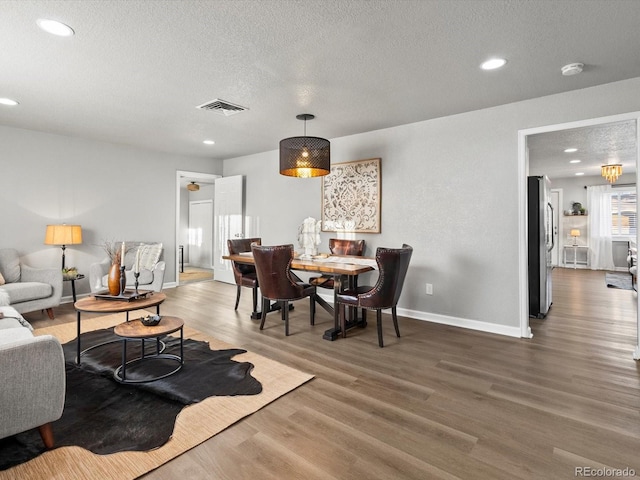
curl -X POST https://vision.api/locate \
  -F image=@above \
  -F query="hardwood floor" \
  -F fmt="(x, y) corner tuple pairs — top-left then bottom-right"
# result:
(25, 267), (640, 479)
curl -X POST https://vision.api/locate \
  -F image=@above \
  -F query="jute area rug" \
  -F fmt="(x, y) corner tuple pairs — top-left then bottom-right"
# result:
(1, 312), (313, 480)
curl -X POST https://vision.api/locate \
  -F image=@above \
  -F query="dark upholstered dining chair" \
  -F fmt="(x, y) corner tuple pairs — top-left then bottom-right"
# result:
(251, 244), (316, 336)
(227, 238), (261, 312)
(335, 244), (413, 347)
(309, 239), (365, 290)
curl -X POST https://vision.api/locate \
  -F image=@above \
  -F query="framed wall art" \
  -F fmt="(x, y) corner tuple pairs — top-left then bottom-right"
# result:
(321, 158), (381, 233)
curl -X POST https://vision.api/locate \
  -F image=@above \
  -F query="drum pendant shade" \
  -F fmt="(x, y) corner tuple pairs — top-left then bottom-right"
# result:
(279, 114), (330, 178)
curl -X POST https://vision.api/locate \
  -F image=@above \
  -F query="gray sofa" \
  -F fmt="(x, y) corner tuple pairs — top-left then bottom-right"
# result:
(0, 306), (65, 448)
(89, 242), (165, 293)
(0, 248), (62, 319)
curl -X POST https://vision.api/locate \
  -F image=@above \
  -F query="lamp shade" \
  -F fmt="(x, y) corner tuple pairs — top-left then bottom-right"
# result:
(279, 113), (330, 178)
(44, 224), (83, 246)
(570, 229), (581, 237)
(279, 136), (330, 178)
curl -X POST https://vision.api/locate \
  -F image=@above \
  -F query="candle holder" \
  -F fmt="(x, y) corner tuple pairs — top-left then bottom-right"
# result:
(119, 265), (126, 296)
(134, 271), (140, 294)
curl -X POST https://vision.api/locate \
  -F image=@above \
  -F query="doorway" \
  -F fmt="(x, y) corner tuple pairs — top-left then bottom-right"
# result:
(175, 171), (220, 286)
(518, 112), (640, 359)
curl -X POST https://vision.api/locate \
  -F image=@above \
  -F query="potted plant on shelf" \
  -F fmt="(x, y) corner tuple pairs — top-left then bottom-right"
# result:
(571, 202), (582, 215)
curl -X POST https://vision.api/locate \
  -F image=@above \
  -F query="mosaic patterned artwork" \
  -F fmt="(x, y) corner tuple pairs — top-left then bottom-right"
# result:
(322, 158), (380, 233)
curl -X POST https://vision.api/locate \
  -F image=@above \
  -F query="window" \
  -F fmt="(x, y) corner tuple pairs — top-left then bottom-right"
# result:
(611, 189), (637, 236)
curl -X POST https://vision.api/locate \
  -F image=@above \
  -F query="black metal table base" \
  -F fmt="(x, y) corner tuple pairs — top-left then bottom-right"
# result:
(114, 330), (184, 384)
(323, 318), (367, 340)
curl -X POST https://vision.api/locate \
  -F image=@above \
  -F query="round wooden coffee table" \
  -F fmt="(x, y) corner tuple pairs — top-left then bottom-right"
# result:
(113, 316), (184, 384)
(74, 292), (167, 364)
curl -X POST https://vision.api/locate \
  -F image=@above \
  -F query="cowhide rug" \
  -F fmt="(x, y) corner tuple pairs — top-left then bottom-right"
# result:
(0, 328), (262, 471)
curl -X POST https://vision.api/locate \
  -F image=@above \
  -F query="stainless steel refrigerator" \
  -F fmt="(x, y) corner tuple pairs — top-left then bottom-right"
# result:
(528, 175), (554, 318)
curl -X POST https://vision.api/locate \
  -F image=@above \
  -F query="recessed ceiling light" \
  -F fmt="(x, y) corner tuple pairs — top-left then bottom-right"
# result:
(569, 159), (581, 164)
(0, 98), (19, 106)
(36, 19), (75, 37)
(203, 140), (215, 145)
(561, 63), (584, 76)
(575, 172), (585, 176)
(480, 58), (507, 70)
(564, 148), (578, 153)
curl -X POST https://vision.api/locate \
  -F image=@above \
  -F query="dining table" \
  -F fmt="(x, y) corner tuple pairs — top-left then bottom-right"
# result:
(223, 252), (376, 340)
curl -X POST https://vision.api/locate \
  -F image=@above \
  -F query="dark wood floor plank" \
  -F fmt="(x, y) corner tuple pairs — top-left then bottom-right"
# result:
(24, 267), (639, 479)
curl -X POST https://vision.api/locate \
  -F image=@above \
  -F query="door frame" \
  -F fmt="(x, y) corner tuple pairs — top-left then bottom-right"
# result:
(550, 188), (562, 267)
(175, 170), (221, 286)
(518, 111), (640, 359)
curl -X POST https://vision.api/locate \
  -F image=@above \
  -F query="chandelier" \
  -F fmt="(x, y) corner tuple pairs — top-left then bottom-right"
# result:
(601, 164), (622, 183)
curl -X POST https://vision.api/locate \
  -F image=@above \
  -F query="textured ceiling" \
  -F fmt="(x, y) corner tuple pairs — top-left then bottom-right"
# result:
(1, 0), (640, 163)
(528, 120), (637, 180)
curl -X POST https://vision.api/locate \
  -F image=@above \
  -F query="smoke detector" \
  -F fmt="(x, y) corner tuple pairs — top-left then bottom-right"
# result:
(187, 181), (200, 192)
(196, 99), (248, 116)
(561, 63), (584, 76)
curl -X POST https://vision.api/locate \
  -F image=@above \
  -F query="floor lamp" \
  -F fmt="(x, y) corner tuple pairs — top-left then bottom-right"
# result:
(44, 224), (83, 270)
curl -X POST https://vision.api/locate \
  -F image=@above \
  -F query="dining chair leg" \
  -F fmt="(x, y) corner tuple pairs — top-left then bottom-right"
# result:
(376, 309), (384, 347)
(309, 295), (315, 325)
(259, 298), (270, 330)
(252, 287), (258, 313)
(392, 306), (400, 337)
(284, 301), (290, 336)
(234, 286), (242, 310)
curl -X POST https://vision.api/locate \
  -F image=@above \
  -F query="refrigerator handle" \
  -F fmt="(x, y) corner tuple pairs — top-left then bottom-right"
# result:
(547, 202), (555, 252)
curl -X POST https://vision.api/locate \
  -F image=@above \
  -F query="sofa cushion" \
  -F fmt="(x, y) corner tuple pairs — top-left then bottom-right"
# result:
(0, 290), (8, 306)
(0, 249), (21, 283)
(0, 306), (34, 330)
(0, 327), (34, 345)
(0, 318), (30, 330)
(0, 282), (52, 304)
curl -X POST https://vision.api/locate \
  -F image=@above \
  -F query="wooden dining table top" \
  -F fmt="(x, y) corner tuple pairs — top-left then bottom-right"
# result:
(223, 253), (376, 276)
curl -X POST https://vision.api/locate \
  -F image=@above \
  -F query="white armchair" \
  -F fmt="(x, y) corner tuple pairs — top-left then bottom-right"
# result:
(89, 242), (165, 293)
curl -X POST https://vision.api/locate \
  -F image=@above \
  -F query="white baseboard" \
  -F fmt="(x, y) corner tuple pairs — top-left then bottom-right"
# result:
(316, 292), (523, 338)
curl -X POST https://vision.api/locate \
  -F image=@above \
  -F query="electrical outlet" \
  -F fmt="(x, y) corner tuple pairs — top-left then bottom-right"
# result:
(426, 283), (433, 295)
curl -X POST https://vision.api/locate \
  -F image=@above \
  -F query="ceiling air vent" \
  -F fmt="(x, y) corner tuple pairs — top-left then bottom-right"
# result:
(196, 99), (248, 116)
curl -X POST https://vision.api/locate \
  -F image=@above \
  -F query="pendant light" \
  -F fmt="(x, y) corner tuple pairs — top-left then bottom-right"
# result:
(187, 181), (200, 191)
(279, 114), (330, 178)
(601, 163), (622, 183)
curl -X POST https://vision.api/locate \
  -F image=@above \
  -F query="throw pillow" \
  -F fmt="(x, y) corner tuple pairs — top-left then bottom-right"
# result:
(0, 272), (4, 285)
(137, 243), (163, 271)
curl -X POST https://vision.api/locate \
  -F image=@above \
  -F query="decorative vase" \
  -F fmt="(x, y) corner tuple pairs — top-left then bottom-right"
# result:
(107, 263), (121, 295)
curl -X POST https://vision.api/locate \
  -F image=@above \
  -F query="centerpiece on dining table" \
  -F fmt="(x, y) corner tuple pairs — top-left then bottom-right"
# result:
(297, 217), (322, 259)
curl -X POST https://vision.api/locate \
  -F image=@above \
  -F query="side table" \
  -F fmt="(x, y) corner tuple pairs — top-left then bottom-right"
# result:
(63, 274), (85, 303)
(563, 245), (589, 269)
(113, 316), (184, 384)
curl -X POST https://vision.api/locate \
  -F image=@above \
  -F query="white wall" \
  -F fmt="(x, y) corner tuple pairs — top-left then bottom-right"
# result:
(223, 77), (640, 336)
(0, 125), (222, 300)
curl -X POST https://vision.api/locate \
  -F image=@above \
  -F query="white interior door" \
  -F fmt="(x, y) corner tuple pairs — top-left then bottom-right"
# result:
(213, 175), (244, 284)
(188, 200), (213, 268)
(550, 189), (561, 266)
